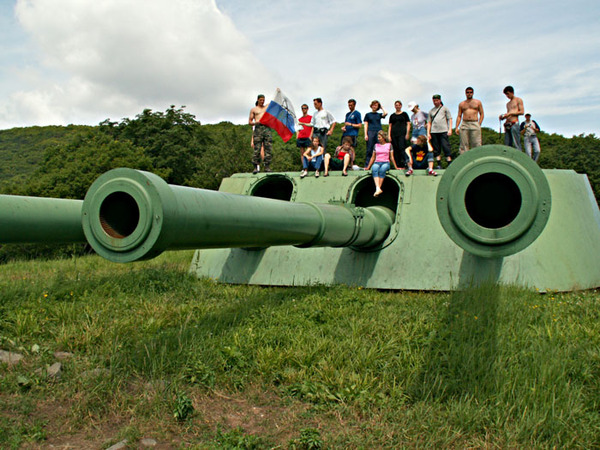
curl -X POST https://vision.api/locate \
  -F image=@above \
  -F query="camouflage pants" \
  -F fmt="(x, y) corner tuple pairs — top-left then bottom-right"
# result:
(252, 124), (272, 167)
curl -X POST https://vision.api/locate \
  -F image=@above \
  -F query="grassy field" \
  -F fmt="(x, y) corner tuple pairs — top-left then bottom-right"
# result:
(1, 251), (599, 448)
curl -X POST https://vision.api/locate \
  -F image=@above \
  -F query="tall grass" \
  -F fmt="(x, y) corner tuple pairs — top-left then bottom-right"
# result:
(1, 252), (599, 447)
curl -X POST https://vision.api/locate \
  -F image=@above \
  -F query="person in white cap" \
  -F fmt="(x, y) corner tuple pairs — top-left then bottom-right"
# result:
(407, 101), (428, 143)
(520, 113), (541, 162)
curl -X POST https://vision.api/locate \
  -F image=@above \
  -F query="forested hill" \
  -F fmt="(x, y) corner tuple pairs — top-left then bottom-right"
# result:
(0, 125), (92, 187)
(1, 106), (599, 202)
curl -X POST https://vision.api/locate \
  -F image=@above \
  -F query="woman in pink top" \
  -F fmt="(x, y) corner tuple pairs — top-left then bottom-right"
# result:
(365, 130), (399, 197)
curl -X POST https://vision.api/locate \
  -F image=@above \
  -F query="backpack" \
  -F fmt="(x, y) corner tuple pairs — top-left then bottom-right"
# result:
(520, 120), (541, 133)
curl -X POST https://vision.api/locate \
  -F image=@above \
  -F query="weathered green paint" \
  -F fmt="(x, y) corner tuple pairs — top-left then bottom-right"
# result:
(190, 146), (600, 291)
(436, 145), (552, 257)
(1, 145), (598, 291)
(0, 194), (85, 243)
(80, 168), (395, 263)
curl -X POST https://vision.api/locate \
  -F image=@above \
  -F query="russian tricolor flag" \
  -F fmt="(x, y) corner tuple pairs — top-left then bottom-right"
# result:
(259, 88), (297, 143)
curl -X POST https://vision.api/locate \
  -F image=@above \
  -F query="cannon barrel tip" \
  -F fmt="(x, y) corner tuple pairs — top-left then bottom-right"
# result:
(436, 145), (551, 258)
(81, 168), (176, 262)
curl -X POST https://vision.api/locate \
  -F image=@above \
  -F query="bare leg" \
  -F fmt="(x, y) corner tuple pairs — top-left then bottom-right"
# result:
(342, 154), (350, 175)
(373, 177), (383, 197)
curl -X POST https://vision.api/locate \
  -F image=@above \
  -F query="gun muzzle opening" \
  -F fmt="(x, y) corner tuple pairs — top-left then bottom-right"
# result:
(99, 191), (140, 239)
(464, 172), (522, 229)
(82, 169), (172, 262)
(437, 145), (551, 258)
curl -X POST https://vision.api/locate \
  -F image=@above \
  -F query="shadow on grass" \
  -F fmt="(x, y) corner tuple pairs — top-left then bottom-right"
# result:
(105, 274), (319, 379)
(410, 282), (501, 402)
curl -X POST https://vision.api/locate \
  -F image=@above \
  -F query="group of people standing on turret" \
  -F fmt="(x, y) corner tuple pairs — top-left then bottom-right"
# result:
(248, 86), (541, 195)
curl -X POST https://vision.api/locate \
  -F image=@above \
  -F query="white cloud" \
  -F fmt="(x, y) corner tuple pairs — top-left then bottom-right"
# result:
(1, 0), (599, 137)
(1, 0), (272, 127)
(327, 71), (429, 118)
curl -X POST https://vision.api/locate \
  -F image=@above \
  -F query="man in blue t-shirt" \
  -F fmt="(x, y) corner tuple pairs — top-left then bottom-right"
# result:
(341, 98), (362, 149)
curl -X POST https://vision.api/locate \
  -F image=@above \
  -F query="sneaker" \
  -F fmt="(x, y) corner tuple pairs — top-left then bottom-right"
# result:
(300, 170), (308, 178)
(405, 168), (413, 177)
(428, 169), (438, 176)
(252, 165), (260, 175)
(315, 170), (320, 178)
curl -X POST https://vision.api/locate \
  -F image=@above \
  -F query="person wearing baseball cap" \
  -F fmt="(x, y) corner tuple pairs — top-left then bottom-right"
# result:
(427, 94), (453, 169)
(408, 101), (427, 144)
(520, 113), (541, 162)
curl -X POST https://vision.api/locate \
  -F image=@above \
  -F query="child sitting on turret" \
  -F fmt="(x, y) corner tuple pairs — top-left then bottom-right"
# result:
(300, 136), (325, 178)
(323, 136), (355, 176)
(404, 135), (438, 177)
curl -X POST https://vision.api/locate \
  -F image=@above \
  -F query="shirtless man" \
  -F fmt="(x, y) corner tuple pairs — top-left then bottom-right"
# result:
(455, 87), (484, 153)
(249, 94), (272, 174)
(499, 86), (524, 151)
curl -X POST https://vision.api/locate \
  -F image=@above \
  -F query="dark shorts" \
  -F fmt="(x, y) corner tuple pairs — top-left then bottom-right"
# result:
(329, 158), (345, 170)
(296, 137), (311, 148)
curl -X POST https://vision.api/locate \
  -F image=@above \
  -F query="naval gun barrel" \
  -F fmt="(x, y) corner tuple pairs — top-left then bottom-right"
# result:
(436, 145), (552, 258)
(81, 168), (395, 263)
(0, 194), (85, 244)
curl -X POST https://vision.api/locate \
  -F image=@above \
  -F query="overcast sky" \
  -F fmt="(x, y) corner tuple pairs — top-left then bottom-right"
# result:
(1, 0), (599, 137)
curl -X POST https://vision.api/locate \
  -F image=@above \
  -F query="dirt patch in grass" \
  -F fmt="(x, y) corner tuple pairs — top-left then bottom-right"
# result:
(193, 387), (313, 441)
(1, 385), (330, 448)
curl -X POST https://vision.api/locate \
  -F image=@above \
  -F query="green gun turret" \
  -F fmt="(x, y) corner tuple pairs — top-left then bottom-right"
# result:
(1, 145), (599, 291)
